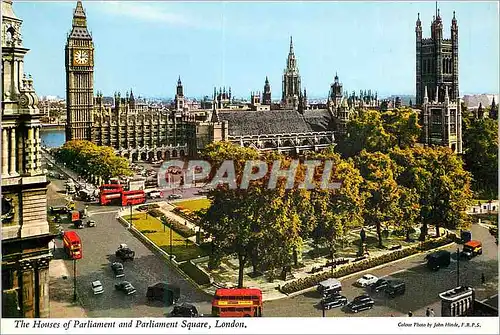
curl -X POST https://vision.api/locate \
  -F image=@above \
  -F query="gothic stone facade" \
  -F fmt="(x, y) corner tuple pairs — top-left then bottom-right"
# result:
(416, 10), (462, 153)
(2, 0), (52, 318)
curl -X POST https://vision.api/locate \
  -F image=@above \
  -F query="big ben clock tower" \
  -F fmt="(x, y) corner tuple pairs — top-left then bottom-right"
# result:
(65, 0), (94, 141)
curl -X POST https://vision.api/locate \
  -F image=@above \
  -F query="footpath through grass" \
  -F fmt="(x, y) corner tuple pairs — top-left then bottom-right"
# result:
(123, 213), (208, 262)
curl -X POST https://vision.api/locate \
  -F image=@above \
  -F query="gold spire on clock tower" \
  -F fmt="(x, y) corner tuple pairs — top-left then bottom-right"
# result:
(65, 0), (94, 141)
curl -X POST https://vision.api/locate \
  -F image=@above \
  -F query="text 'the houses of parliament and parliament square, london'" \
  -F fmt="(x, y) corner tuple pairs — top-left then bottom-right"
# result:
(2, 0), (498, 320)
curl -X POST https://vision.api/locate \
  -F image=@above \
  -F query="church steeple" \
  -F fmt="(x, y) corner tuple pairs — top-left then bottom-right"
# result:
(282, 36), (301, 108)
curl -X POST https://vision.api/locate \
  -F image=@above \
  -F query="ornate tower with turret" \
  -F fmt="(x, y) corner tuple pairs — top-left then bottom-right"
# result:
(2, 0), (52, 318)
(262, 76), (271, 105)
(417, 9), (462, 153)
(416, 9), (459, 105)
(175, 76), (185, 111)
(65, 0), (94, 141)
(282, 36), (301, 109)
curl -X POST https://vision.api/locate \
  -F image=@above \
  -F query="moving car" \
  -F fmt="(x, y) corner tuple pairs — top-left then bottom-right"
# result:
(317, 278), (342, 297)
(346, 295), (374, 313)
(87, 219), (96, 227)
(356, 274), (378, 287)
(74, 220), (84, 229)
(426, 250), (451, 271)
(461, 240), (482, 260)
(147, 282), (181, 305)
(168, 194), (182, 200)
(91, 280), (104, 295)
(370, 278), (390, 293)
(111, 262), (125, 278)
(385, 280), (406, 298)
(169, 303), (200, 317)
(115, 281), (136, 295)
(115, 244), (135, 261)
(320, 294), (348, 310)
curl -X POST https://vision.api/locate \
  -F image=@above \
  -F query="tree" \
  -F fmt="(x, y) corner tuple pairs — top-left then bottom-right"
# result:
(354, 151), (400, 247)
(338, 108), (421, 158)
(396, 186), (420, 242)
(306, 150), (366, 255)
(462, 117), (498, 197)
(56, 140), (132, 181)
(390, 146), (473, 239)
(338, 109), (393, 157)
(381, 108), (421, 148)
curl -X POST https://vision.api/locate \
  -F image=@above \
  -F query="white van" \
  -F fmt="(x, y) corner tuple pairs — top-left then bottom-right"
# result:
(148, 191), (162, 199)
(317, 278), (342, 297)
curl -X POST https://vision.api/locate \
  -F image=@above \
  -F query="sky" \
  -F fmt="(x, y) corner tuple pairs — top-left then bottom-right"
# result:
(12, 1), (500, 99)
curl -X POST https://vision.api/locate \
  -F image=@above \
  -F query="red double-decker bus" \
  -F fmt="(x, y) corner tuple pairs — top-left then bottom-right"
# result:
(211, 288), (263, 317)
(121, 190), (146, 206)
(100, 189), (122, 205)
(62, 231), (82, 260)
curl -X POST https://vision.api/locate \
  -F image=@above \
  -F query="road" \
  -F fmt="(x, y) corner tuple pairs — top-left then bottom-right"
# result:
(46, 159), (497, 317)
(47, 175), (213, 317)
(264, 223), (498, 317)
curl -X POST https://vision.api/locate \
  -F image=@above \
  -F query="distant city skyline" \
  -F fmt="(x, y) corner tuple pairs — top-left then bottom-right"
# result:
(16, 1), (499, 99)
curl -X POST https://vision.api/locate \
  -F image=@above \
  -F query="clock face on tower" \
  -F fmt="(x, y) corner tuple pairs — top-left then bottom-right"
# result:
(73, 49), (90, 66)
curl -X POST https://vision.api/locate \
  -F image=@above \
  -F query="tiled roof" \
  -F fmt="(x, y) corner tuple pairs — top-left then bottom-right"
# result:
(70, 27), (92, 40)
(218, 109), (334, 136)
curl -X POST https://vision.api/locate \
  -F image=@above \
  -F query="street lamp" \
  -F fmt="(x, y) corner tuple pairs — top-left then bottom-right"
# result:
(73, 259), (77, 302)
(170, 223), (173, 260)
(456, 247), (460, 287)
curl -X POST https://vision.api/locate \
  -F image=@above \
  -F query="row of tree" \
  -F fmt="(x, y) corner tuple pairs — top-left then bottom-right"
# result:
(55, 140), (133, 182)
(198, 140), (473, 287)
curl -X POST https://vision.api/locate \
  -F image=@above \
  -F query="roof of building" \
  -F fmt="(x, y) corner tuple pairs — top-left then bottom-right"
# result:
(69, 26), (92, 40)
(463, 94), (498, 109)
(217, 109), (334, 136)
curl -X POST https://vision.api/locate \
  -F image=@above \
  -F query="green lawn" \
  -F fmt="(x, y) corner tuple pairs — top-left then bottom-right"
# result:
(123, 213), (207, 262)
(176, 198), (211, 212)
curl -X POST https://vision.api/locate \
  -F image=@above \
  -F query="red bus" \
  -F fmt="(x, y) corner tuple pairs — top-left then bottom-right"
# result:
(62, 231), (82, 260)
(100, 189), (122, 205)
(211, 288), (263, 317)
(99, 184), (123, 192)
(121, 190), (146, 206)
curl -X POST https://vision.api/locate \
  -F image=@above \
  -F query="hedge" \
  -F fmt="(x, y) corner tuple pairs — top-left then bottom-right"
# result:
(163, 217), (196, 238)
(279, 235), (453, 294)
(148, 209), (164, 218)
(179, 261), (211, 285)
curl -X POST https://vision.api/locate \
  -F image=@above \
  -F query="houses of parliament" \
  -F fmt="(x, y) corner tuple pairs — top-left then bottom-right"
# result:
(1, 0), (464, 317)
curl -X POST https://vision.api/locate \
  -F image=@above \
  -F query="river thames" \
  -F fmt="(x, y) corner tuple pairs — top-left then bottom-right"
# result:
(40, 129), (65, 148)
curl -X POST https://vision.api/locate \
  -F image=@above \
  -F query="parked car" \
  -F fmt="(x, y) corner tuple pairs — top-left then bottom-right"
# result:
(370, 278), (390, 292)
(87, 219), (96, 227)
(111, 262), (125, 278)
(346, 295), (374, 313)
(91, 280), (104, 295)
(320, 294), (348, 310)
(317, 278), (342, 297)
(116, 244), (135, 261)
(168, 194), (182, 200)
(356, 274), (378, 287)
(115, 281), (136, 295)
(385, 280), (406, 298)
(147, 282), (181, 305)
(169, 303), (199, 317)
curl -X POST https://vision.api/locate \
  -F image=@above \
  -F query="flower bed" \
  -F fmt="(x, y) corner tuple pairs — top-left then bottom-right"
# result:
(279, 236), (453, 295)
